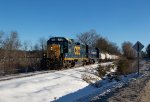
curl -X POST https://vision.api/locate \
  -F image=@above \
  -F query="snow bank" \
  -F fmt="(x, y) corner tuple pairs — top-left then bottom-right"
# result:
(0, 61), (140, 102)
(0, 64), (98, 102)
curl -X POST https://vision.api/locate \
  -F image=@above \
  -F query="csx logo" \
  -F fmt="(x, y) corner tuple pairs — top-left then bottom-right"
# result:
(74, 46), (80, 55)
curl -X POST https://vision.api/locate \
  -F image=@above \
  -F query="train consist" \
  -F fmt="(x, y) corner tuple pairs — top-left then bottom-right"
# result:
(99, 53), (119, 62)
(41, 37), (118, 69)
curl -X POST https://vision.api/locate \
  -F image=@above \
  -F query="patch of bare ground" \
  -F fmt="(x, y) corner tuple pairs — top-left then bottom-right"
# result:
(137, 80), (150, 102)
(93, 61), (150, 102)
(107, 67), (150, 102)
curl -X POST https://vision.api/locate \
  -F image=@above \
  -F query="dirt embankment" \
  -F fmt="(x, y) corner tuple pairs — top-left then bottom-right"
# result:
(93, 61), (150, 102)
(137, 78), (150, 102)
(107, 63), (150, 102)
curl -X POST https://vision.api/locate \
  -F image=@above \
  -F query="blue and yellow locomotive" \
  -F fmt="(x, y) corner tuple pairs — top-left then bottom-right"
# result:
(41, 37), (99, 69)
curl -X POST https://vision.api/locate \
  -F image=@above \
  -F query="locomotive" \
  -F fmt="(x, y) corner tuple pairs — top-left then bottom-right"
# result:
(41, 37), (99, 69)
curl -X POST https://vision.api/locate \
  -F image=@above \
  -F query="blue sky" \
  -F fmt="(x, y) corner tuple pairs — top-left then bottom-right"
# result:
(0, 0), (150, 50)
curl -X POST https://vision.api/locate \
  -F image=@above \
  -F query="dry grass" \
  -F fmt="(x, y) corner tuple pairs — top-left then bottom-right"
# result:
(116, 58), (136, 75)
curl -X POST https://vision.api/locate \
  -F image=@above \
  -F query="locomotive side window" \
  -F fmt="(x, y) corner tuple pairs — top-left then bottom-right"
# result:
(51, 38), (55, 41)
(48, 38), (69, 53)
(58, 38), (64, 41)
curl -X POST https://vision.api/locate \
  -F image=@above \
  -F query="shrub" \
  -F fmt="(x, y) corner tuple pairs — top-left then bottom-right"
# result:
(97, 65), (107, 78)
(117, 58), (133, 75)
(105, 67), (110, 72)
(82, 73), (101, 84)
(82, 74), (92, 83)
(106, 64), (114, 72)
(111, 64), (115, 69)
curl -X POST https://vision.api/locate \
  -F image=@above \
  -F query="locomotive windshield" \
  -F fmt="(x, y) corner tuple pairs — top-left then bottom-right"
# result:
(47, 37), (70, 53)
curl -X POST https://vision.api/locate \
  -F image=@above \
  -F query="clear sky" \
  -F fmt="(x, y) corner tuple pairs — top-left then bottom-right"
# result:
(0, 0), (150, 50)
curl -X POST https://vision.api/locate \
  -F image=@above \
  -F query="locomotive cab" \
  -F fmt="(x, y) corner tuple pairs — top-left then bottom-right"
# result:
(45, 37), (70, 68)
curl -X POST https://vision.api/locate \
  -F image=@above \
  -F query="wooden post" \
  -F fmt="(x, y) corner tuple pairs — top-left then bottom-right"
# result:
(137, 42), (139, 75)
(138, 52), (139, 75)
(133, 41), (144, 76)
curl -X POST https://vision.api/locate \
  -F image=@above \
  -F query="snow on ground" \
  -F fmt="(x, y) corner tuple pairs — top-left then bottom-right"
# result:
(77, 73), (139, 102)
(0, 64), (99, 102)
(0, 62), (139, 102)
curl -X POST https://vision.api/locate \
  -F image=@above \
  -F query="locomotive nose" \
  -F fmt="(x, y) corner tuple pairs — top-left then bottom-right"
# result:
(50, 47), (52, 50)
(47, 44), (61, 59)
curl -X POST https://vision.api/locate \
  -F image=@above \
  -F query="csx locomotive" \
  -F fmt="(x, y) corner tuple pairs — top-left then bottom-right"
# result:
(41, 37), (99, 69)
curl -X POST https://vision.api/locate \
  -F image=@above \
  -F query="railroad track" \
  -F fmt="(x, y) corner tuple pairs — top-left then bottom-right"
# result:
(0, 63), (99, 81)
(0, 70), (56, 81)
(0, 61), (113, 82)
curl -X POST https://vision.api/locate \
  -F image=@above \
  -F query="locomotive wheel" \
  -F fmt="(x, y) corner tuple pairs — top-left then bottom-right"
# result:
(71, 61), (75, 67)
(92, 59), (95, 64)
(63, 61), (68, 68)
(40, 59), (47, 70)
(67, 60), (72, 68)
(46, 60), (52, 69)
(82, 60), (86, 66)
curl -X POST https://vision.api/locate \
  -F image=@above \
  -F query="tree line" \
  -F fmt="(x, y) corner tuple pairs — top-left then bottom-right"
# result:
(0, 31), (47, 75)
(77, 29), (135, 57)
(77, 29), (150, 60)
(0, 30), (149, 75)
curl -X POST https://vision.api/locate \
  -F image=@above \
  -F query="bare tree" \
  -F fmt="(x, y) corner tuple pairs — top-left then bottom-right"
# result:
(96, 36), (120, 55)
(22, 41), (30, 51)
(32, 37), (47, 51)
(2, 31), (21, 74)
(33, 43), (40, 51)
(5, 32), (20, 50)
(30, 38), (46, 71)
(0, 32), (4, 56)
(22, 41), (30, 72)
(38, 37), (47, 50)
(22, 40), (41, 73)
(0, 31), (4, 48)
(77, 29), (100, 47)
(0, 32), (4, 75)
(96, 37), (109, 52)
(107, 42), (120, 55)
(122, 41), (136, 59)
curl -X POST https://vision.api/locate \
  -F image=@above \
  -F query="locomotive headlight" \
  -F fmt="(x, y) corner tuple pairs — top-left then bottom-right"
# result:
(50, 47), (53, 50)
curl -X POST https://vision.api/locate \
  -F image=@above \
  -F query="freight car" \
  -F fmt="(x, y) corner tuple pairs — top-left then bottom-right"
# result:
(41, 37), (99, 69)
(99, 53), (119, 62)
